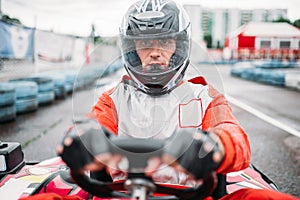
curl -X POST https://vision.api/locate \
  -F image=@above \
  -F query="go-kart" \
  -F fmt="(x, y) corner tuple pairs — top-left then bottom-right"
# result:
(0, 129), (278, 200)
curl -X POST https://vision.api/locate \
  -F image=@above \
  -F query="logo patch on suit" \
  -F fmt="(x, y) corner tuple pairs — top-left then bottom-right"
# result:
(179, 98), (203, 128)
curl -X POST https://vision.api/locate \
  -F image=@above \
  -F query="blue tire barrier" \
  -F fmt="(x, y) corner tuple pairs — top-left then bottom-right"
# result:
(65, 83), (73, 94)
(36, 73), (68, 99)
(231, 67), (287, 87)
(15, 77), (54, 92)
(76, 71), (91, 88)
(37, 73), (67, 87)
(60, 70), (78, 83)
(54, 86), (67, 99)
(240, 68), (254, 80)
(254, 60), (295, 69)
(60, 70), (78, 93)
(0, 105), (16, 123)
(16, 97), (38, 114)
(75, 67), (104, 89)
(270, 71), (285, 86)
(9, 81), (38, 99)
(0, 82), (16, 107)
(38, 91), (55, 105)
(230, 68), (244, 77)
(251, 68), (263, 82)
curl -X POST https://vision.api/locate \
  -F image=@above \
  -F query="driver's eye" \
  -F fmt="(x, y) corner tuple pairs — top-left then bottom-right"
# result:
(159, 39), (169, 46)
(135, 39), (175, 49)
(136, 40), (153, 48)
(142, 40), (153, 48)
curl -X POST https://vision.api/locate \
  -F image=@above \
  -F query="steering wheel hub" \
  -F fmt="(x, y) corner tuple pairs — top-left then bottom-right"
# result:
(125, 178), (156, 200)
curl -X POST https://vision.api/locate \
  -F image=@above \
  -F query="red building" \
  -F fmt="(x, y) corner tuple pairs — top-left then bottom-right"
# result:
(224, 22), (300, 60)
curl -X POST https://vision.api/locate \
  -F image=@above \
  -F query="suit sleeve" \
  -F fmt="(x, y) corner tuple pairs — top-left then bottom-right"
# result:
(92, 88), (118, 134)
(202, 85), (251, 174)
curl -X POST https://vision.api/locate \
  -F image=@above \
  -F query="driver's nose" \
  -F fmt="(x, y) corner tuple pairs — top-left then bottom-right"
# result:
(149, 47), (161, 59)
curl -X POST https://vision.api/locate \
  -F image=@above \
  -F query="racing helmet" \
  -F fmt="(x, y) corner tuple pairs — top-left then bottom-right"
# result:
(120, 0), (191, 96)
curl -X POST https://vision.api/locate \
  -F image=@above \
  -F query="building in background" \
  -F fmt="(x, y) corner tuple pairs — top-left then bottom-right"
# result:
(183, 5), (287, 49)
(224, 22), (300, 60)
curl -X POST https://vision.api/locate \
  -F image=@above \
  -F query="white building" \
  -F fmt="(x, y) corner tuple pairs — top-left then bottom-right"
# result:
(225, 22), (300, 60)
(183, 5), (288, 48)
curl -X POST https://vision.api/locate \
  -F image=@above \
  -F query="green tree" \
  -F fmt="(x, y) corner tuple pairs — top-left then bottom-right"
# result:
(90, 24), (96, 44)
(1, 14), (21, 24)
(293, 19), (300, 28)
(203, 34), (212, 48)
(94, 36), (103, 44)
(272, 16), (291, 24)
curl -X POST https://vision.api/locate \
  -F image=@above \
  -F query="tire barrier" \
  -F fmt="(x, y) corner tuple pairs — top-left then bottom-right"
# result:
(8, 81), (39, 114)
(38, 91), (55, 106)
(75, 68), (99, 89)
(232, 67), (286, 86)
(36, 73), (68, 99)
(0, 82), (16, 107)
(9, 80), (38, 99)
(59, 70), (78, 93)
(10, 77), (55, 106)
(253, 60), (296, 69)
(0, 82), (16, 123)
(15, 97), (38, 114)
(0, 105), (16, 123)
(230, 61), (298, 88)
(0, 65), (118, 123)
(285, 72), (300, 91)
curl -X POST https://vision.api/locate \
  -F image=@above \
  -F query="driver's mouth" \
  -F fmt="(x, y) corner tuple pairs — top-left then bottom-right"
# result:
(143, 64), (168, 73)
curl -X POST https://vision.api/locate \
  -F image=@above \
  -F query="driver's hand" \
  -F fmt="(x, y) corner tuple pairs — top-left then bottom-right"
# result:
(145, 129), (224, 181)
(56, 119), (122, 176)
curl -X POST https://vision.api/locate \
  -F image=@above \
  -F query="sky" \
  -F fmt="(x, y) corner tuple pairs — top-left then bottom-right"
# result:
(2, 0), (300, 37)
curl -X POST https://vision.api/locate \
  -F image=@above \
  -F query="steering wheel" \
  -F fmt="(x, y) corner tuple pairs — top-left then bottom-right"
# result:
(68, 138), (217, 200)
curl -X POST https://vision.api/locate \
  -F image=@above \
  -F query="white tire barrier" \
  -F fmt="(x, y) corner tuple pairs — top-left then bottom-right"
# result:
(285, 72), (300, 91)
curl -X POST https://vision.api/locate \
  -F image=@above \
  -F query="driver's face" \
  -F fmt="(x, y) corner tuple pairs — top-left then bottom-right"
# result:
(134, 38), (176, 72)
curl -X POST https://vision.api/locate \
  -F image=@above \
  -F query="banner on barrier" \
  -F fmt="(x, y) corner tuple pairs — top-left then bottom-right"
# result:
(0, 21), (34, 59)
(35, 30), (74, 64)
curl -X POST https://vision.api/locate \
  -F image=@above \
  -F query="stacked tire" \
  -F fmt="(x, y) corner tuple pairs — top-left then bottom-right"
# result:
(0, 82), (16, 123)
(11, 77), (55, 106)
(37, 73), (68, 99)
(9, 81), (38, 114)
(59, 70), (77, 93)
(34, 77), (55, 105)
(285, 72), (300, 91)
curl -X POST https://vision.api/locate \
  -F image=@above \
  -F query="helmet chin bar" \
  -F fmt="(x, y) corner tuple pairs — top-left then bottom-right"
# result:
(126, 59), (190, 96)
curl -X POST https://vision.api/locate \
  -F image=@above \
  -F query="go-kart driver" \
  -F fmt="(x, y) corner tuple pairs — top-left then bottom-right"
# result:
(24, 0), (299, 200)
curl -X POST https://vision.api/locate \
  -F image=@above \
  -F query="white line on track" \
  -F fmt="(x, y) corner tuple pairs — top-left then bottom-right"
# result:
(226, 95), (300, 138)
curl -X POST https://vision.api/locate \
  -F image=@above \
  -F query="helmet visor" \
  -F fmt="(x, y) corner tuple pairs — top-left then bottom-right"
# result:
(134, 37), (176, 74)
(122, 33), (188, 75)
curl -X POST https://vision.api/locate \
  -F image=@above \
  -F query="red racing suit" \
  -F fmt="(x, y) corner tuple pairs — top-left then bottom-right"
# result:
(92, 75), (251, 175)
